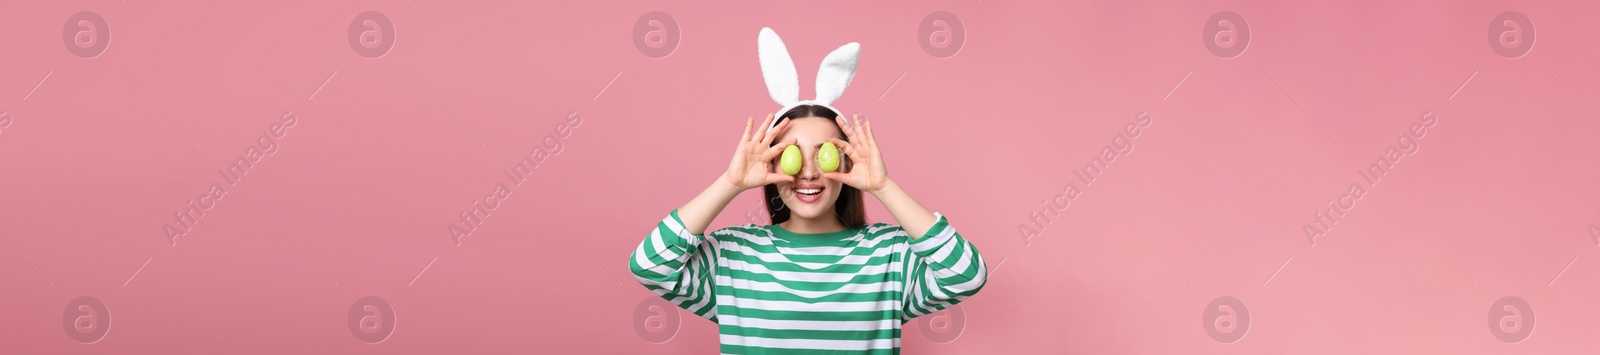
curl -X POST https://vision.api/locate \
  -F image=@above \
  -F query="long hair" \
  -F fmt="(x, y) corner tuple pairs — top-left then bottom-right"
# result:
(762, 105), (867, 229)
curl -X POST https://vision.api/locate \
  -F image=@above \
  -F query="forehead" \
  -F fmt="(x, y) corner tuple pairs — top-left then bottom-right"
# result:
(774, 117), (843, 143)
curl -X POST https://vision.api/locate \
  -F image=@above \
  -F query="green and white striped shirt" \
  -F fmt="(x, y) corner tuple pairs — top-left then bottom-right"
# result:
(629, 209), (988, 354)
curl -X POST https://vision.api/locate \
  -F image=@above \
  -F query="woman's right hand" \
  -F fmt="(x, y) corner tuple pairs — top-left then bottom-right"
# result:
(722, 114), (797, 191)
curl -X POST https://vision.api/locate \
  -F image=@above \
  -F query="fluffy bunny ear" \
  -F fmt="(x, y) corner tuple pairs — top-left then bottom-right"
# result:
(813, 42), (860, 106)
(757, 28), (800, 107)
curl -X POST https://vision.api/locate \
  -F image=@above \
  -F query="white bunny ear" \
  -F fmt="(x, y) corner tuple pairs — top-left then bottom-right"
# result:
(757, 28), (800, 107)
(813, 42), (859, 106)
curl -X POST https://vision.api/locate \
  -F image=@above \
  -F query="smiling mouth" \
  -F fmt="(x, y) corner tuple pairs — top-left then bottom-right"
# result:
(793, 184), (824, 203)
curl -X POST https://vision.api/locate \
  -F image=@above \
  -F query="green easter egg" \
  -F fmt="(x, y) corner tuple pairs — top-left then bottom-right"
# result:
(780, 145), (802, 175)
(818, 142), (840, 172)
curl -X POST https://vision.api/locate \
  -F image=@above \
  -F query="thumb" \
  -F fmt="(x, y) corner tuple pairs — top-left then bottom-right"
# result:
(763, 173), (797, 185)
(821, 172), (850, 183)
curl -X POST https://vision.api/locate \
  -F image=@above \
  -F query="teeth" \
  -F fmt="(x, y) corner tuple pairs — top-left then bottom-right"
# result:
(796, 188), (821, 195)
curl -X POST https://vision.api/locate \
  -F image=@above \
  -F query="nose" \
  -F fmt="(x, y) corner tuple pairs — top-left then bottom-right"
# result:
(798, 149), (821, 179)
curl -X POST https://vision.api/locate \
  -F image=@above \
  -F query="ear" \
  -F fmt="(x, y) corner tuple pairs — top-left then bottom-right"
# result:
(813, 42), (860, 106)
(758, 27), (800, 107)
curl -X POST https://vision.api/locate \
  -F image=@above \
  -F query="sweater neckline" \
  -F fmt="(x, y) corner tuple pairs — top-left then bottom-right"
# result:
(765, 223), (861, 248)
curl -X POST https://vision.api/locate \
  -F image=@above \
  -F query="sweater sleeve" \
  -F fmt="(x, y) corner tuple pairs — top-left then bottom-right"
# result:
(902, 213), (988, 321)
(628, 209), (719, 321)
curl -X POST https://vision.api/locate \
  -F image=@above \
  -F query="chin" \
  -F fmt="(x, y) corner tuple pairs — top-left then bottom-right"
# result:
(785, 196), (839, 220)
(789, 206), (829, 219)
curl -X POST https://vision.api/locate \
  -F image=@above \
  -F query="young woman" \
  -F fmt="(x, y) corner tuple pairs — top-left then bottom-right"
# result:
(628, 104), (989, 354)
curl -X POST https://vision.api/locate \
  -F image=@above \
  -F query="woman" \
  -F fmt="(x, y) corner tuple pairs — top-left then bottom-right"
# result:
(628, 27), (987, 354)
(628, 108), (988, 354)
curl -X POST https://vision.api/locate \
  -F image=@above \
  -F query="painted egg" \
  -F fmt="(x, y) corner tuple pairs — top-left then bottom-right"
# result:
(779, 145), (802, 175)
(818, 142), (840, 172)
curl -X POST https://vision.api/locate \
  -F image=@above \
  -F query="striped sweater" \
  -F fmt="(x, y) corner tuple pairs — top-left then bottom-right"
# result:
(629, 209), (988, 354)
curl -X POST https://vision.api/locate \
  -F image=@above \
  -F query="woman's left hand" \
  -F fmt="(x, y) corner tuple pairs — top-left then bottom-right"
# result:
(823, 114), (892, 194)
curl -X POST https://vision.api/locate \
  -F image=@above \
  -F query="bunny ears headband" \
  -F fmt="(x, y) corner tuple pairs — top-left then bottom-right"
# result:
(758, 27), (860, 134)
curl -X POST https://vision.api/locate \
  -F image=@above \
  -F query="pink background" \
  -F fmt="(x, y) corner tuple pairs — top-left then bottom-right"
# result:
(2, 0), (1598, 353)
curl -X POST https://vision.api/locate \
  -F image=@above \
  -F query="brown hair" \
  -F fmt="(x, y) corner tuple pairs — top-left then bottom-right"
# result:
(763, 105), (867, 229)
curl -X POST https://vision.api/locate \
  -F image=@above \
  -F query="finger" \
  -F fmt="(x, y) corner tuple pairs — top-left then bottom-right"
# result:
(768, 119), (790, 145)
(754, 113), (775, 143)
(762, 138), (797, 161)
(828, 137), (854, 154)
(740, 116), (754, 143)
(761, 117), (789, 146)
(851, 115), (866, 148)
(763, 173), (796, 185)
(821, 172), (851, 183)
(828, 137), (862, 161)
(835, 115), (857, 141)
(750, 114), (772, 145)
(863, 118), (878, 150)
